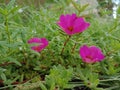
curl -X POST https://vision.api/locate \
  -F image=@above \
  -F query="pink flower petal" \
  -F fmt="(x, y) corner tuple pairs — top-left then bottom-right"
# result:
(80, 45), (90, 59)
(79, 45), (105, 63)
(28, 37), (42, 44)
(57, 13), (90, 35)
(73, 18), (90, 33)
(31, 45), (42, 52)
(28, 37), (48, 52)
(90, 46), (105, 61)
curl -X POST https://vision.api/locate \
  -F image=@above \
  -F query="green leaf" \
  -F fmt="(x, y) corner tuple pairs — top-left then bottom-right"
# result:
(0, 41), (7, 46)
(8, 6), (20, 15)
(79, 4), (89, 13)
(0, 7), (5, 15)
(6, 0), (16, 10)
(1, 73), (7, 81)
(0, 68), (6, 73)
(5, 42), (22, 48)
(45, 65), (73, 89)
(117, 6), (120, 14)
(0, 7), (8, 15)
(5, 57), (22, 66)
(71, 0), (89, 14)
(39, 82), (47, 90)
(11, 75), (20, 83)
(9, 58), (21, 66)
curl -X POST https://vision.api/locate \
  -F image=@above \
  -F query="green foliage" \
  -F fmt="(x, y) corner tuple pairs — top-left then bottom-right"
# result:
(97, 0), (113, 16)
(117, 6), (120, 17)
(45, 65), (73, 90)
(0, 0), (120, 90)
(71, 0), (89, 14)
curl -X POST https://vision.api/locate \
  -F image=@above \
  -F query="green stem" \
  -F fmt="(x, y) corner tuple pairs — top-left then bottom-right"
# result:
(5, 16), (11, 44)
(61, 36), (71, 55)
(71, 34), (81, 53)
(71, 42), (77, 53)
(22, 48), (28, 62)
(88, 64), (93, 73)
(26, 58), (29, 69)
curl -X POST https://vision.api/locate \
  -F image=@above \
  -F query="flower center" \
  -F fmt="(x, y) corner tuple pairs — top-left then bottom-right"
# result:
(34, 46), (40, 51)
(86, 55), (93, 60)
(68, 26), (73, 31)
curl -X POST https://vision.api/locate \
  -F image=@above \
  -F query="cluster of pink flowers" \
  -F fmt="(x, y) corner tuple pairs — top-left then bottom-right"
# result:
(57, 13), (105, 63)
(28, 13), (105, 64)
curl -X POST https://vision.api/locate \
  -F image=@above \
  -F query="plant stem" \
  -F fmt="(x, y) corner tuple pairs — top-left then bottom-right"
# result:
(71, 42), (77, 53)
(61, 36), (71, 55)
(5, 16), (11, 44)
(71, 35), (81, 53)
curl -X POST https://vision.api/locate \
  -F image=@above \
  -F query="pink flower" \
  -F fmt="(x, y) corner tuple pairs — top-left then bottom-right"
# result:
(79, 45), (105, 63)
(57, 13), (90, 35)
(28, 37), (48, 52)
